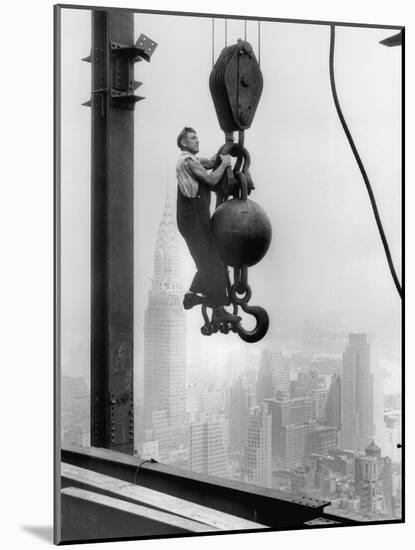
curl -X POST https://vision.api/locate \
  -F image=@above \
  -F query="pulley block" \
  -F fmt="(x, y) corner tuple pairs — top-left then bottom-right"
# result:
(209, 40), (263, 133)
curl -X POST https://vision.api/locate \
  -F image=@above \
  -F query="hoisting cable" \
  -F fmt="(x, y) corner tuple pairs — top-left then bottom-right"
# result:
(212, 19), (215, 68)
(258, 20), (261, 67)
(329, 24), (402, 299)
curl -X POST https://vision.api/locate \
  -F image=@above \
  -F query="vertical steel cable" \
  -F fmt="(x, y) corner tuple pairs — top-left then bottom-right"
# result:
(329, 24), (402, 299)
(258, 20), (261, 66)
(225, 18), (228, 47)
(212, 18), (215, 68)
(244, 20), (247, 41)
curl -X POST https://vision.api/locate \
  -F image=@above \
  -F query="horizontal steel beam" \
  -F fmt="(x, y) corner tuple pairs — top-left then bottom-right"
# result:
(61, 487), (206, 542)
(62, 462), (266, 531)
(61, 444), (356, 529)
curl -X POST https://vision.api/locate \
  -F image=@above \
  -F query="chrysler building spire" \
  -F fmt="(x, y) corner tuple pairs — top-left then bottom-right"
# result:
(152, 190), (183, 295)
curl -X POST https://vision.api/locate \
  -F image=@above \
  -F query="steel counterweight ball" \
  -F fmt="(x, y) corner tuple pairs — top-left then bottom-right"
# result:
(212, 198), (272, 268)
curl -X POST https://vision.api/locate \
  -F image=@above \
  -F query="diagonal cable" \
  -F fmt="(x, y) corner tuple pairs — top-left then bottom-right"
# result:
(329, 24), (402, 299)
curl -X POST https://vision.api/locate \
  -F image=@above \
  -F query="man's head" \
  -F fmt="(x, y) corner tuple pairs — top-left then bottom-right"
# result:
(177, 127), (199, 154)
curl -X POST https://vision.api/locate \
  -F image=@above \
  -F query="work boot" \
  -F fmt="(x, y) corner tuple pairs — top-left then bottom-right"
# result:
(211, 307), (241, 325)
(183, 292), (207, 310)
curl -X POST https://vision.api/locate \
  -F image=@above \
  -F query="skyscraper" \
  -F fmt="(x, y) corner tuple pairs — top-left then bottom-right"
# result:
(256, 351), (274, 404)
(339, 334), (387, 454)
(310, 426), (338, 455)
(289, 371), (325, 398)
(242, 402), (272, 488)
(143, 193), (186, 431)
(259, 350), (290, 396)
(310, 388), (329, 422)
(266, 392), (315, 469)
(188, 413), (229, 478)
(229, 377), (252, 451)
(61, 376), (89, 415)
(355, 441), (393, 515)
(281, 422), (316, 470)
(325, 374), (342, 429)
(61, 376), (90, 447)
(201, 384), (226, 414)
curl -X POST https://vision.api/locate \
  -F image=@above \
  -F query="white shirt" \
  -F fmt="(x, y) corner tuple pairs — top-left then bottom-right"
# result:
(176, 152), (201, 198)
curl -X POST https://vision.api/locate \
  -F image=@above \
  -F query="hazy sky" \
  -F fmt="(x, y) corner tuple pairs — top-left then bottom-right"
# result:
(60, 9), (401, 383)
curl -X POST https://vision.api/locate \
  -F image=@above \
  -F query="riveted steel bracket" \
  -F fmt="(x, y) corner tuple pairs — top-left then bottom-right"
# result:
(82, 30), (157, 110)
(111, 33), (158, 62)
(110, 89), (145, 110)
(134, 33), (158, 61)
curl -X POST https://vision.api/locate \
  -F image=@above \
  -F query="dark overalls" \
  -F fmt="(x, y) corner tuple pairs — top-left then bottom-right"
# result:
(177, 178), (227, 308)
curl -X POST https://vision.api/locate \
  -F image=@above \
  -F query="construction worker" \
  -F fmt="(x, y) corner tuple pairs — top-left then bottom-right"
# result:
(176, 127), (241, 325)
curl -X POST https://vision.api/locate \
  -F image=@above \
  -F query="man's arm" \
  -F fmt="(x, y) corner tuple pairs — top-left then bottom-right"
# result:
(199, 154), (218, 170)
(186, 155), (231, 189)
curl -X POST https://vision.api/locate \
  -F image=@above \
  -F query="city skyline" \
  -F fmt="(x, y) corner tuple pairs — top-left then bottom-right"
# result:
(62, 336), (402, 522)
(63, 198), (401, 524)
(136, 202), (401, 520)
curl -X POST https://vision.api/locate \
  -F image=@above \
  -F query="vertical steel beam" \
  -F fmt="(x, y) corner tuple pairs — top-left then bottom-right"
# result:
(91, 9), (134, 454)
